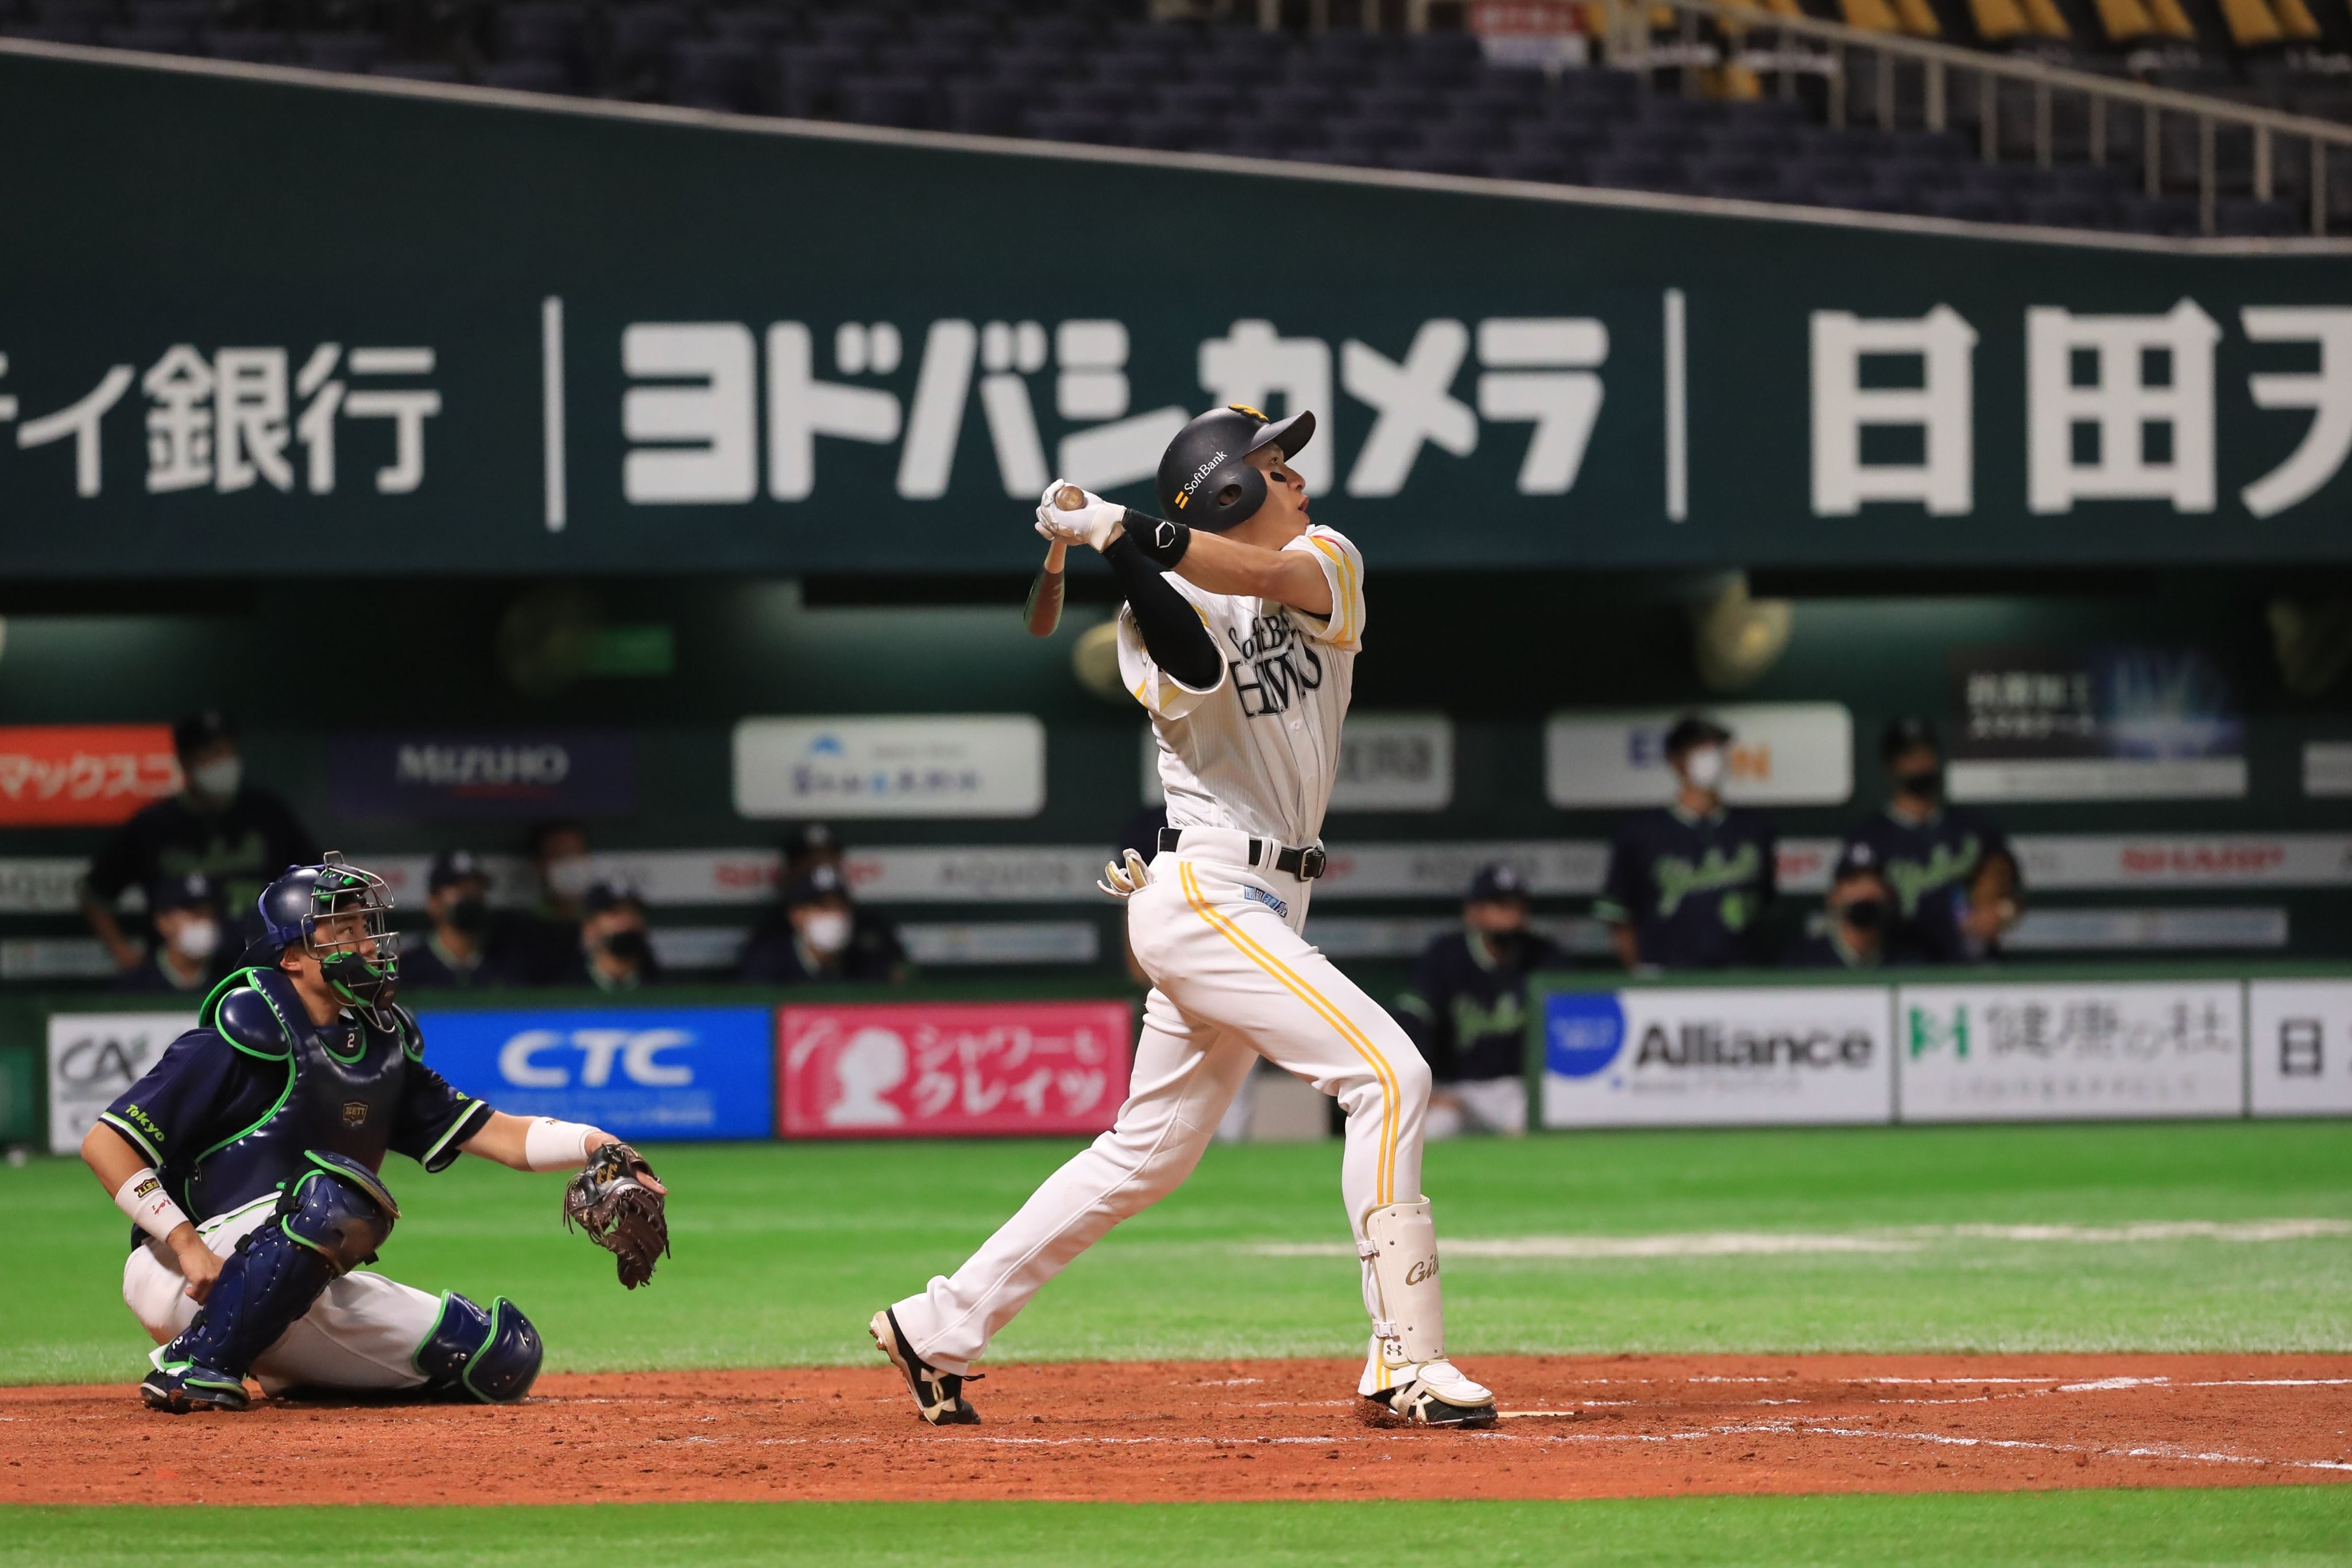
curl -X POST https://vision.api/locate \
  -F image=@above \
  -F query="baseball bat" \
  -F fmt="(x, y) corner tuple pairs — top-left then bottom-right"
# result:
(1023, 487), (1087, 637)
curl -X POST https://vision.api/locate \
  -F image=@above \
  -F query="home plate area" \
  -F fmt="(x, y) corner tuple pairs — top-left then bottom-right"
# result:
(3, 1354), (2347, 1505)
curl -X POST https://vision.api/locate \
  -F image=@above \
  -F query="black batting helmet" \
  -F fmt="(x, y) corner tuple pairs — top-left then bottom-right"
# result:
(1155, 404), (1316, 532)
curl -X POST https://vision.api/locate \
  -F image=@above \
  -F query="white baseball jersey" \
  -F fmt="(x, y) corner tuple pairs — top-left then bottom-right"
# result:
(1116, 524), (1367, 847)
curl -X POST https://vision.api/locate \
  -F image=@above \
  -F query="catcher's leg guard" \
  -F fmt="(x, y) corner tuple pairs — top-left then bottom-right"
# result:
(870, 1307), (980, 1426)
(415, 1292), (543, 1403)
(145, 1155), (397, 1414)
(1357, 1199), (1496, 1428)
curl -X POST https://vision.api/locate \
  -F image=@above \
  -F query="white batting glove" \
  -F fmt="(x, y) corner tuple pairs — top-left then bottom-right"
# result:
(1097, 847), (1152, 900)
(1036, 479), (1125, 552)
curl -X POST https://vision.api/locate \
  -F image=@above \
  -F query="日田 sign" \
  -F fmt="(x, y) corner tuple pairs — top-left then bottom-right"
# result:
(0, 725), (179, 827)
(2247, 980), (2352, 1117)
(47, 1011), (194, 1155)
(1896, 981), (2245, 1121)
(1537, 985), (1891, 1129)
(416, 1006), (774, 1141)
(779, 1000), (1132, 1139)
(1543, 704), (1854, 808)
(733, 716), (1046, 820)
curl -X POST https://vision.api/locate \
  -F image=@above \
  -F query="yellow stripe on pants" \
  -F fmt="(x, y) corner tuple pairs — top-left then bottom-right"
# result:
(1178, 860), (1399, 1208)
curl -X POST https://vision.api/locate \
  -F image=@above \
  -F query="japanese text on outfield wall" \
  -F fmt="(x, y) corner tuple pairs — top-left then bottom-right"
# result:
(780, 1001), (1133, 1138)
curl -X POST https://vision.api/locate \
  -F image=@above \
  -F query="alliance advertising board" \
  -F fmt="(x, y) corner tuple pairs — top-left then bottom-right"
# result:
(1537, 985), (1892, 1129)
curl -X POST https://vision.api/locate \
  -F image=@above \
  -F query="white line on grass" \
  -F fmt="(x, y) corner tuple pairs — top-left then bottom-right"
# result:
(1244, 1218), (2352, 1260)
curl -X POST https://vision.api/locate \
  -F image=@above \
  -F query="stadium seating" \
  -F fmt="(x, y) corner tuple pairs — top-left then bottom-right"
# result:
(5, 0), (2343, 234)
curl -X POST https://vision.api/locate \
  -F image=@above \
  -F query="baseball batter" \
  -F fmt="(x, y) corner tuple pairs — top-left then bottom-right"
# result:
(872, 405), (1496, 1430)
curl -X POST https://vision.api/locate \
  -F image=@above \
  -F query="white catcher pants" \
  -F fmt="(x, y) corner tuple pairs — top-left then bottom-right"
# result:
(893, 837), (1433, 1373)
(122, 1193), (443, 1395)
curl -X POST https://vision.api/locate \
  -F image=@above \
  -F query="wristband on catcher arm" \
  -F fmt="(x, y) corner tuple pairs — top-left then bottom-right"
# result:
(522, 1117), (595, 1172)
(113, 1167), (192, 1242)
(1121, 511), (1190, 570)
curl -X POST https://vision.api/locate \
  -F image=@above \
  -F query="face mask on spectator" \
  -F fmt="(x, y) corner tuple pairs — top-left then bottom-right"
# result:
(802, 910), (852, 955)
(602, 928), (651, 965)
(446, 896), (490, 935)
(1681, 745), (1726, 790)
(188, 757), (242, 800)
(1893, 768), (1943, 802)
(1842, 898), (1888, 931)
(544, 855), (594, 900)
(172, 919), (221, 960)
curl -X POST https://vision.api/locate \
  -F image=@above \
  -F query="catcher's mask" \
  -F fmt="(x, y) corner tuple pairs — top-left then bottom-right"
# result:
(1154, 404), (1316, 533)
(252, 852), (401, 1012)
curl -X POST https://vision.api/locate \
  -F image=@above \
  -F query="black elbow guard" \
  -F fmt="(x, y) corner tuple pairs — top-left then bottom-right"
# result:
(1121, 511), (1190, 570)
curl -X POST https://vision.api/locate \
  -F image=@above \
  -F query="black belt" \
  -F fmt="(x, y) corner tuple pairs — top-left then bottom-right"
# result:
(1158, 826), (1326, 881)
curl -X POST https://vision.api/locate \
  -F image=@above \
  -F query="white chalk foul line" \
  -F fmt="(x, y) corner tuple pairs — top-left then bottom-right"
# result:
(1245, 1218), (2352, 1261)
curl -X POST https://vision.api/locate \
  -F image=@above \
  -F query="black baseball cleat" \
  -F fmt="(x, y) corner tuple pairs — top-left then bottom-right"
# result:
(140, 1362), (251, 1414)
(869, 1308), (980, 1426)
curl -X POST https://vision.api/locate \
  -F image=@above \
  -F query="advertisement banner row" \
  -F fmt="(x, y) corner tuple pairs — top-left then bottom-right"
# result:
(1537, 978), (2352, 1129)
(45, 999), (1134, 1154)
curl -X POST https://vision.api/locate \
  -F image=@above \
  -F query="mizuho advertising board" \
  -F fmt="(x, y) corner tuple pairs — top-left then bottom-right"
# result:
(1538, 985), (1892, 1129)
(417, 1006), (774, 1141)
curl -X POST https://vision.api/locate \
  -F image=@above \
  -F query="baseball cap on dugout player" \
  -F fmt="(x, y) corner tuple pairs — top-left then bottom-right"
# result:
(1155, 404), (1316, 532)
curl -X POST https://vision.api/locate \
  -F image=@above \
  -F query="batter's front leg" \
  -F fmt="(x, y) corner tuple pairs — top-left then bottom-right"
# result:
(888, 990), (1254, 1376)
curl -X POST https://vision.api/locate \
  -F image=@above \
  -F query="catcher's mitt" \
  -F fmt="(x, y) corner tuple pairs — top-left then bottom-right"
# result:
(562, 1141), (670, 1289)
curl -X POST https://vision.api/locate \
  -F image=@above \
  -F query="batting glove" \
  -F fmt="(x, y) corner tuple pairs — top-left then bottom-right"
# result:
(1035, 480), (1125, 552)
(1097, 847), (1152, 900)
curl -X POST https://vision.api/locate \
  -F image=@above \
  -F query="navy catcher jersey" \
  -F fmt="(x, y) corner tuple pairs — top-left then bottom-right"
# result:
(1596, 804), (1778, 969)
(98, 969), (489, 1244)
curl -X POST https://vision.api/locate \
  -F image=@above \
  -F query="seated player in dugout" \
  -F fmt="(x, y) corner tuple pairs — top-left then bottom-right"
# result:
(740, 863), (903, 985)
(1785, 841), (1926, 970)
(1596, 714), (1779, 971)
(80, 854), (668, 1414)
(1842, 717), (2022, 962)
(112, 873), (230, 997)
(870, 406), (1500, 1433)
(547, 882), (666, 991)
(80, 710), (319, 977)
(1394, 864), (1565, 1137)
(396, 850), (524, 990)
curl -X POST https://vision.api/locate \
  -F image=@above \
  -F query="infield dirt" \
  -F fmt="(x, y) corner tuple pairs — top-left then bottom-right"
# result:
(5, 1354), (2347, 1505)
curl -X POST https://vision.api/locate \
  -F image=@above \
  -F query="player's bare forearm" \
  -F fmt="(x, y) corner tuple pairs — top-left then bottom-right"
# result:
(1172, 530), (1333, 617)
(459, 1109), (620, 1171)
(81, 1120), (150, 1194)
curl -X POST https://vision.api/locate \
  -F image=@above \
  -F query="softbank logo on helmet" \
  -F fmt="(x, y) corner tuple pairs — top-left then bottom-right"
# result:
(1178, 450), (1229, 502)
(1545, 993), (1626, 1079)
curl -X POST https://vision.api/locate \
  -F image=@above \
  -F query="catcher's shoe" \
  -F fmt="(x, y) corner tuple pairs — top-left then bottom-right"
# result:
(140, 1362), (251, 1415)
(869, 1308), (980, 1426)
(1359, 1338), (1497, 1428)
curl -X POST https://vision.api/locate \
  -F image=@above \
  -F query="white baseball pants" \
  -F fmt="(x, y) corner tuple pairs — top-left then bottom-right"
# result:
(892, 834), (1432, 1373)
(122, 1194), (441, 1395)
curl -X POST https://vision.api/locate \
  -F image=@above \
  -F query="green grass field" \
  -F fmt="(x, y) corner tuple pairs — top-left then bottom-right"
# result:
(7, 1121), (2350, 1563)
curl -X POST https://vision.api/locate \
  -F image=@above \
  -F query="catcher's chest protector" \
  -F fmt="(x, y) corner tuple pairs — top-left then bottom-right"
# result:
(187, 970), (413, 1219)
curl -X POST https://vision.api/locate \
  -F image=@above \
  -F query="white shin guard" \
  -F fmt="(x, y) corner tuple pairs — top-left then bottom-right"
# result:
(1360, 1198), (1445, 1375)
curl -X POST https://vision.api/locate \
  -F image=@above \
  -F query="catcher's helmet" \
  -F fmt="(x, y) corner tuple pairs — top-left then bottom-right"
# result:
(248, 852), (401, 1008)
(1155, 404), (1316, 532)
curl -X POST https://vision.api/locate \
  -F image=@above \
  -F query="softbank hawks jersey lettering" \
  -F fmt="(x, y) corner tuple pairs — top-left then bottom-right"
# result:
(1116, 524), (1366, 847)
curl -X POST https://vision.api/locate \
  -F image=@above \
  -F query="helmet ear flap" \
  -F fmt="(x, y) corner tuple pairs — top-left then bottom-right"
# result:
(1208, 464), (1268, 532)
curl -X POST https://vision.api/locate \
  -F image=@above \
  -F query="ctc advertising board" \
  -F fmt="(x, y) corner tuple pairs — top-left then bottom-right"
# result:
(1538, 985), (1892, 1128)
(417, 1005), (774, 1141)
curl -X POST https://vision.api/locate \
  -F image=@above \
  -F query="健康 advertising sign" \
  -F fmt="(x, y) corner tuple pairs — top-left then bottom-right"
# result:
(1896, 981), (2245, 1121)
(417, 1005), (774, 1141)
(1537, 985), (1891, 1129)
(47, 1010), (195, 1155)
(779, 1000), (1132, 1139)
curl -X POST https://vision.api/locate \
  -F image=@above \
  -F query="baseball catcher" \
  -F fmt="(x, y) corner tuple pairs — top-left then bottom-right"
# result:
(80, 854), (670, 1414)
(871, 406), (1497, 1430)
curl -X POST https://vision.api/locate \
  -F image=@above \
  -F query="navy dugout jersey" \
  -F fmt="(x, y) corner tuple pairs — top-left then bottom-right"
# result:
(1596, 805), (1778, 969)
